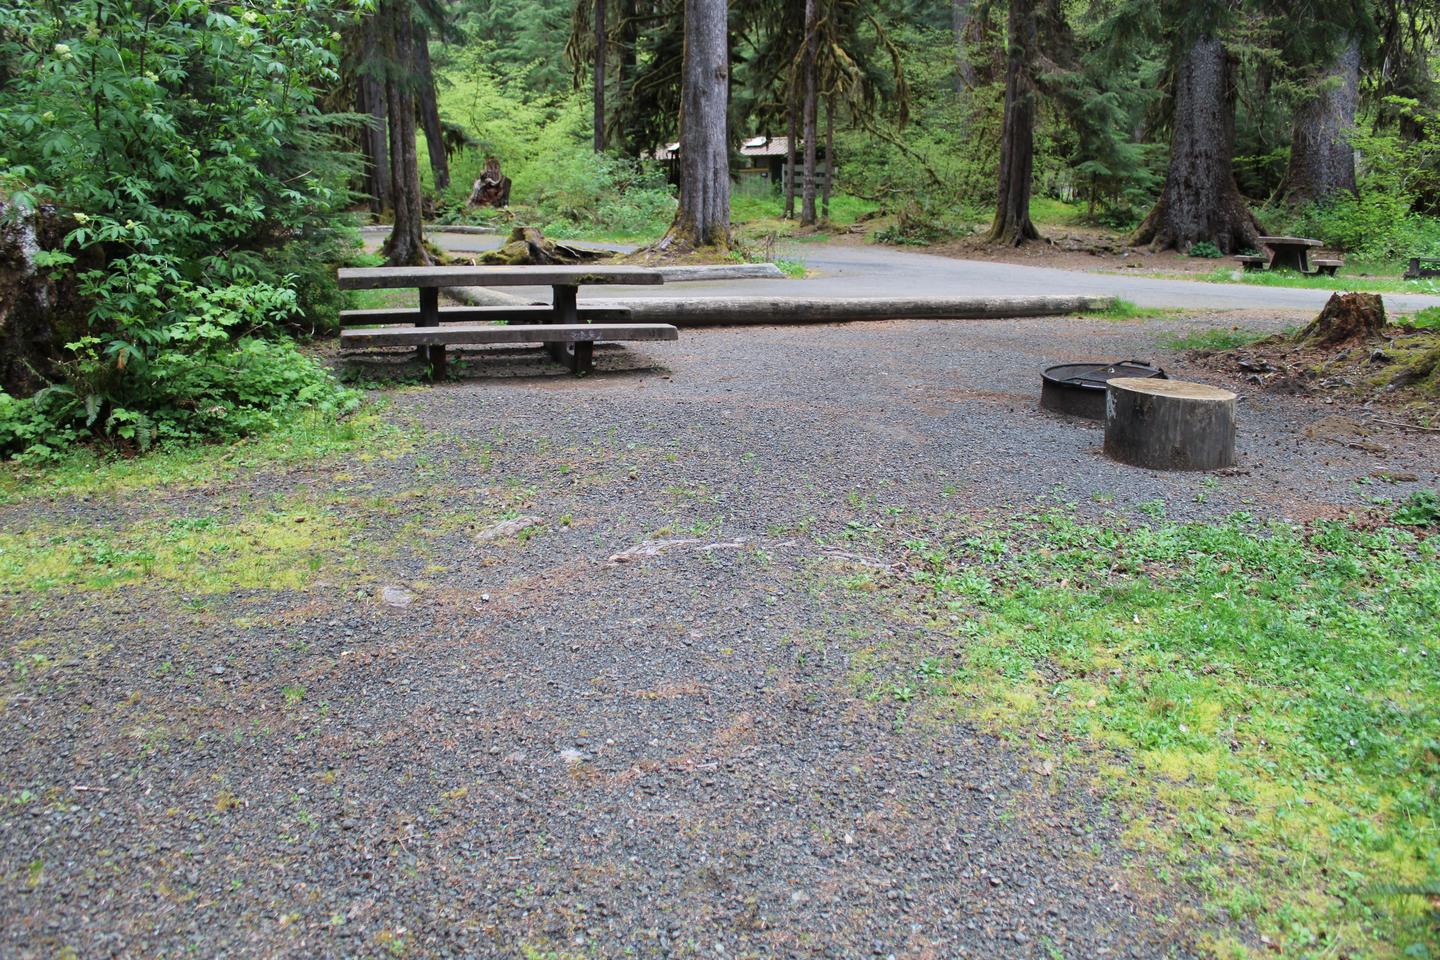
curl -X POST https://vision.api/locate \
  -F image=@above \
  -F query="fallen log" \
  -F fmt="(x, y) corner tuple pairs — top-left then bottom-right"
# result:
(654, 264), (786, 282)
(596, 295), (1118, 327)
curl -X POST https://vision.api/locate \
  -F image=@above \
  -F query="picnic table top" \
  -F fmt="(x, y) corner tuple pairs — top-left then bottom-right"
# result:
(337, 265), (668, 290)
(1256, 236), (1322, 247)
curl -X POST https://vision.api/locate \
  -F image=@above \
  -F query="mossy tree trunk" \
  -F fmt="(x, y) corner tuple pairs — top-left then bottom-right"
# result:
(379, 0), (431, 267)
(414, 25), (449, 194)
(657, 0), (731, 252)
(986, 0), (1039, 246)
(358, 17), (391, 216)
(799, 0), (820, 226)
(1133, 33), (1260, 254)
(1275, 38), (1359, 206)
(593, 0), (607, 152)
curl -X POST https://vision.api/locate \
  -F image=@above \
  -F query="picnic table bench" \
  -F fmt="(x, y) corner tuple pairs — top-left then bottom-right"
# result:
(1405, 257), (1440, 280)
(336, 265), (677, 378)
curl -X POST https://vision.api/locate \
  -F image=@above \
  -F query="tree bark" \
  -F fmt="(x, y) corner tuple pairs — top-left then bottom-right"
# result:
(0, 199), (61, 398)
(986, 0), (1039, 246)
(822, 92), (833, 220)
(360, 18), (391, 215)
(658, 0), (730, 251)
(800, 0), (820, 226)
(1133, 34), (1260, 253)
(380, 1), (430, 266)
(784, 95), (798, 219)
(593, 0), (607, 152)
(414, 26), (449, 193)
(1275, 38), (1359, 206)
(951, 0), (976, 93)
(618, 0), (638, 154)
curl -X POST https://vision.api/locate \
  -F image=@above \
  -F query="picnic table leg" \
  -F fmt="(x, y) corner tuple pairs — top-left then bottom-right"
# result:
(418, 287), (446, 380)
(563, 341), (594, 376)
(1269, 246), (1307, 272)
(548, 284), (580, 365)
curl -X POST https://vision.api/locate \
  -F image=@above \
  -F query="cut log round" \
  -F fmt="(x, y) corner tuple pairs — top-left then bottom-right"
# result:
(1103, 377), (1237, 471)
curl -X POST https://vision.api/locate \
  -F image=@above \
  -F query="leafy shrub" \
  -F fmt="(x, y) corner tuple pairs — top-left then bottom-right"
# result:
(1393, 490), (1440, 528)
(1188, 240), (1224, 258)
(874, 202), (962, 246)
(0, 0), (360, 456)
(0, 278), (358, 461)
(1409, 308), (1440, 330)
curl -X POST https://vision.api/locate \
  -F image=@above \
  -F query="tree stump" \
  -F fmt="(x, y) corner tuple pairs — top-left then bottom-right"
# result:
(1104, 377), (1237, 471)
(479, 227), (612, 266)
(466, 157), (511, 209)
(1295, 291), (1385, 348)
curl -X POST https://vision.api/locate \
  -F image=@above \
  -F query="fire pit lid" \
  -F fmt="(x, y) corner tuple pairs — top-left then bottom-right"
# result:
(1040, 360), (1167, 419)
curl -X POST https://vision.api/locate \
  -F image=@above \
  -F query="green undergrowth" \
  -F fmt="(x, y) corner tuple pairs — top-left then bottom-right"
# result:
(0, 407), (398, 506)
(840, 507), (1439, 959)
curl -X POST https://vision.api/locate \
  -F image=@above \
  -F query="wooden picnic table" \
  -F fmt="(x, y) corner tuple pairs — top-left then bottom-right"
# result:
(1256, 236), (1322, 273)
(336, 265), (671, 378)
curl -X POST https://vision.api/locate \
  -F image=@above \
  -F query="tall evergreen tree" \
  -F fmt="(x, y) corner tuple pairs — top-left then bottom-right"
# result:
(987, 0), (1040, 245)
(1131, 2), (1260, 253)
(657, 0), (731, 250)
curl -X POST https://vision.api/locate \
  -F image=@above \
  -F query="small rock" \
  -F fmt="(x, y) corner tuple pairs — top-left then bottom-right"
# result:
(381, 586), (415, 608)
(474, 515), (543, 543)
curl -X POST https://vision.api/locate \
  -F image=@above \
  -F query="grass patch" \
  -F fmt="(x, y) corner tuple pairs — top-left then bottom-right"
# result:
(1160, 326), (1275, 351)
(865, 509), (1440, 958)
(1085, 298), (1188, 322)
(0, 407), (399, 506)
(1186, 267), (1440, 296)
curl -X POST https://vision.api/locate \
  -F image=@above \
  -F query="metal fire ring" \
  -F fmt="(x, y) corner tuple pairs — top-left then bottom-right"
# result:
(1041, 360), (1168, 420)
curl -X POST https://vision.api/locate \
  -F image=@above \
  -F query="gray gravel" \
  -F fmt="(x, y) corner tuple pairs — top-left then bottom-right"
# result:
(2, 313), (1435, 959)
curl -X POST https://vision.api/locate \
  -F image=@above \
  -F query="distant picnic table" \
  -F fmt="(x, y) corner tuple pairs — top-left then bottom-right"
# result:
(336, 265), (678, 378)
(1235, 236), (1340, 276)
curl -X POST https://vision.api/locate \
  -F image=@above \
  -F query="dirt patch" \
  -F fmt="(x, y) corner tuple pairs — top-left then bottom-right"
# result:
(1185, 294), (1440, 414)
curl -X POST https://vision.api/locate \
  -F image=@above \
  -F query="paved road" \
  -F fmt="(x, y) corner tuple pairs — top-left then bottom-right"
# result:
(431, 232), (1440, 314)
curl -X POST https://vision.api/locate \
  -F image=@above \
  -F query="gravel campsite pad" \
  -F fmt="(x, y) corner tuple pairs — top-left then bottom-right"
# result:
(2, 314), (1437, 959)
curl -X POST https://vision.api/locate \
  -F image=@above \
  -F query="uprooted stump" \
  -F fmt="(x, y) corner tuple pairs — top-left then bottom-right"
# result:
(480, 227), (613, 266)
(1296, 292), (1386, 348)
(1104, 377), (1237, 471)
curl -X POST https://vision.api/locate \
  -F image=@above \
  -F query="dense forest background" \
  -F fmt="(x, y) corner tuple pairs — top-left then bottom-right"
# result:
(427, 0), (1440, 256)
(0, 0), (1438, 458)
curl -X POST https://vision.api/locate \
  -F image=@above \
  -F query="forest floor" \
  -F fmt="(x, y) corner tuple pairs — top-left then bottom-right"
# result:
(2, 313), (1438, 959)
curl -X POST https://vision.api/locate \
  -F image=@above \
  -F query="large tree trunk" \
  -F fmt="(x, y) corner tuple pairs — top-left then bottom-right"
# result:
(1275, 38), (1359, 206)
(360, 18), (391, 215)
(952, 0), (976, 93)
(784, 95), (798, 219)
(986, 0), (1039, 246)
(593, 0), (607, 152)
(414, 26), (449, 194)
(800, 0), (820, 226)
(380, 1), (430, 266)
(822, 92), (834, 220)
(618, 0), (638, 154)
(657, 0), (730, 251)
(1134, 35), (1260, 253)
